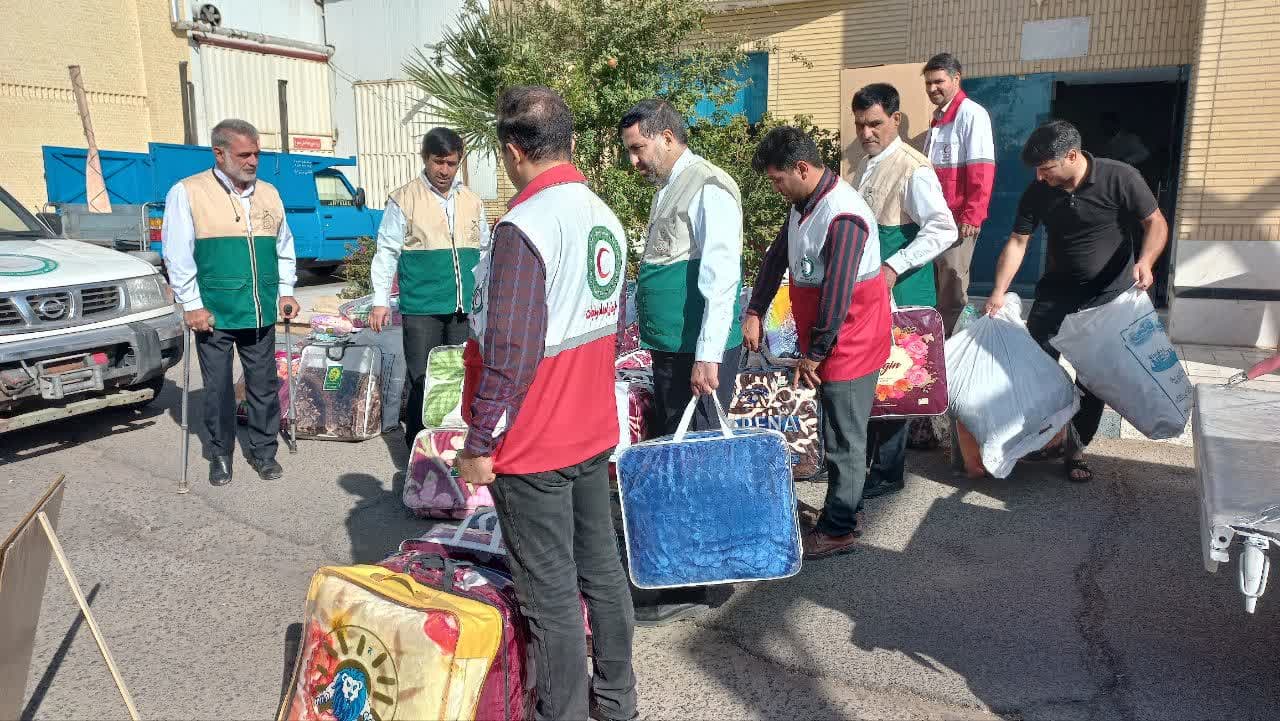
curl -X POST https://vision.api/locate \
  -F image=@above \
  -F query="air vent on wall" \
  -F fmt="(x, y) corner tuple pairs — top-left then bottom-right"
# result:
(195, 3), (222, 27)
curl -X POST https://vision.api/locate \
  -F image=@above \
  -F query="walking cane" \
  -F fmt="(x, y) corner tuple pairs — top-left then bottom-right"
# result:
(283, 304), (299, 454)
(178, 325), (192, 494)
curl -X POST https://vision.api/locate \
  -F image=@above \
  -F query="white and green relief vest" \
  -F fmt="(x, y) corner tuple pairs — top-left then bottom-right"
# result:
(390, 179), (485, 316)
(857, 143), (937, 307)
(182, 170), (285, 329)
(636, 157), (743, 354)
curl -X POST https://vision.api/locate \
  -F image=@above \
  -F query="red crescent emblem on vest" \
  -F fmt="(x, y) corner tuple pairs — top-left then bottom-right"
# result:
(596, 246), (610, 278)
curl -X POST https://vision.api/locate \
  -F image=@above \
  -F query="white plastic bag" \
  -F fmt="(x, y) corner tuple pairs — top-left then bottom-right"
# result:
(1050, 285), (1192, 439)
(945, 293), (1081, 478)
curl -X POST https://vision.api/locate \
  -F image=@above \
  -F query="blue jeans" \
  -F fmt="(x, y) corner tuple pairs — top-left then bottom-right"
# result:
(489, 449), (637, 721)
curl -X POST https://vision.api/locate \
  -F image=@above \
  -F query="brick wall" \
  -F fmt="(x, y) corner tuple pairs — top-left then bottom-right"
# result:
(0, 0), (187, 210)
(704, 0), (911, 130)
(1167, 0), (1280, 348)
(908, 0), (1199, 78)
(1177, 0), (1280, 244)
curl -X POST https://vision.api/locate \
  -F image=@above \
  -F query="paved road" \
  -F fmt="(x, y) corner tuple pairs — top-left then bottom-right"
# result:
(5, 362), (1280, 720)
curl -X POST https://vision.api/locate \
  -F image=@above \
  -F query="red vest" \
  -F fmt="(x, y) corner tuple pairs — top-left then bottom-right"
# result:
(462, 165), (623, 474)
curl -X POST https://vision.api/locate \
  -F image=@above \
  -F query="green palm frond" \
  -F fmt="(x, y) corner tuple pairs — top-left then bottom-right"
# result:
(402, 1), (516, 156)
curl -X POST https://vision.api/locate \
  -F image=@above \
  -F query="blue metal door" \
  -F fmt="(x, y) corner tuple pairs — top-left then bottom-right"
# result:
(962, 73), (1055, 297)
(693, 51), (769, 124)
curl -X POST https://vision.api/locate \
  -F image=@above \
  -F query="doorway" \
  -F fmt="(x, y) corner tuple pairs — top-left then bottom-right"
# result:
(1051, 68), (1189, 307)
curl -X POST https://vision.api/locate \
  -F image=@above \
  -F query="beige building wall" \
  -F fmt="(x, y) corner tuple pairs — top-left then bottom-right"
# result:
(704, 0), (910, 130)
(704, 0), (1199, 133)
(0, 0), (187, 210)
(1169, 0), (1280, 348)
(908, 0), (1200, 78)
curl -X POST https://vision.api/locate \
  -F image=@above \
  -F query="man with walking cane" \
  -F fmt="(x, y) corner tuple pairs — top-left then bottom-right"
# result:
(163, 118), (299, 487)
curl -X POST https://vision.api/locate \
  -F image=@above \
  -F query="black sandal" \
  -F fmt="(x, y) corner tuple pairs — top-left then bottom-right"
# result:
(1065, 457), (1094, 483)
(1024, 445), (1067, 463)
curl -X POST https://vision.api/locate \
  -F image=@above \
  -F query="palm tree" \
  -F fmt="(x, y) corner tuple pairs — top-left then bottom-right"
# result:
(402, 0), (515, 157)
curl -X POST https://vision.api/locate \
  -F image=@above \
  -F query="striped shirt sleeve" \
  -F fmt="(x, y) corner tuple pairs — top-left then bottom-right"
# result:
(807, 214), (870, 362)
(747, 224), (790, 317)
(464, 222), (548, 456)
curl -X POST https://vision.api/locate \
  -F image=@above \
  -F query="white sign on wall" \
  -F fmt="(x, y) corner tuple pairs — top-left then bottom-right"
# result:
(1021, 16), (1091, 62)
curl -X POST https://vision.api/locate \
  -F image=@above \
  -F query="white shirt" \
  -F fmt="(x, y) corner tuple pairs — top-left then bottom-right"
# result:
(371, 173), (490, 308)
(857, 137), (957, 276)
(924, 95), (956, 158)
(161, 167), (297, 312)
(652, 149), (743, 363)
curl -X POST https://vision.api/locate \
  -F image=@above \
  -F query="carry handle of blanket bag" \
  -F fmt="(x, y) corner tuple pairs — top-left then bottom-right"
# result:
(324, 339), (353, 362)
(405, 555), (473, 593)
(444, 509), (505, 555)
(1226, 350), (1280, 387)
(673, 393), (734, 443)
(367, 571), (420, 597)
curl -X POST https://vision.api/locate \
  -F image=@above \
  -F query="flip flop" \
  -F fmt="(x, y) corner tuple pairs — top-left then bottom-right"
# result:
(1024, 445), (1067, 463)
(1065, 457), (1094, 483)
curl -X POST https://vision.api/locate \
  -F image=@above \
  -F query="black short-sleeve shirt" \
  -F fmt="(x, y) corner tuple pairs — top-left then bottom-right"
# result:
(1014, 152), (1158, 299)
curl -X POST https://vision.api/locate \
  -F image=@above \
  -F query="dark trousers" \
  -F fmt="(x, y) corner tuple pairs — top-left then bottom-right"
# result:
(816, 370), (879, 536)
(402, 312), (469, 443)
(1026, 293), (1112, 448)
(649, 345), (741, 435)
(195, 325), (278, 459)
(490, 449), (637, 721)
(867, 419), (910, 486)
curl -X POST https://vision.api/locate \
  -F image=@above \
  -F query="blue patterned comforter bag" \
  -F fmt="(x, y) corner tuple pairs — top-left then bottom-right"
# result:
(616, 395), (802, 588)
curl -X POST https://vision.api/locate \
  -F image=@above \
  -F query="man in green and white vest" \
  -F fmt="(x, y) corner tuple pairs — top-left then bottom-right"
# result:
(620, 98), (743, 625)
(368, 127), (489, 446)
(851, 83), (957, 500)
(162, 119), (299, 486)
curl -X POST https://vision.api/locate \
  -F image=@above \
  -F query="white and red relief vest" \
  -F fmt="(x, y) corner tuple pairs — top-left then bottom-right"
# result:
(462, 166), (625, 474)
(787, 176), (891, 382)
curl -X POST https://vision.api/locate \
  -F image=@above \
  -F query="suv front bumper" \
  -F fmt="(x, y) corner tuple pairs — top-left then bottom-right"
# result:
(0, 308), (184, 403)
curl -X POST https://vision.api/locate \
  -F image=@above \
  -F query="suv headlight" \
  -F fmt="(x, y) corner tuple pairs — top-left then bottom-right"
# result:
(124, 274), (169, 311)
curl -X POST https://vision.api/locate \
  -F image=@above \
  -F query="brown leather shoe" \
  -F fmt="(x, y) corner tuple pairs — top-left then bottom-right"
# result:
(802, 529), (859, 559)
(797, 504), (864, 538)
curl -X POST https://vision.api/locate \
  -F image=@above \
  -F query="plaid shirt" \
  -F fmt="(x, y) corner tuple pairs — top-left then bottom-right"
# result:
(463, 223), (547, 456)
(464, 164), (588, 456)
(747, 169), (872, 361)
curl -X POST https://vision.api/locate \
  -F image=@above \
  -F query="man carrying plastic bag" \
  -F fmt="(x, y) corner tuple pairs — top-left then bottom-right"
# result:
(946, 293), (1079, 478)
(984, 121), (1168, 482)
(1049, 286), (1193, 439)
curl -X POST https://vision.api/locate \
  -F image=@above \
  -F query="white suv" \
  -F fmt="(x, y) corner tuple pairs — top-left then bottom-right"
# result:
(0, 185), (183, 433)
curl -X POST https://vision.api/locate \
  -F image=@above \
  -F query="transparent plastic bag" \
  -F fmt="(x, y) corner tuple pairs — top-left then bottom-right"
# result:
(944, 293), (1080, 478)
(1050, 285), (1192, 439)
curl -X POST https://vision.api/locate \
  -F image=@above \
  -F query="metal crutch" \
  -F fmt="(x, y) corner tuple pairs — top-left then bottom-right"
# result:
(283, 304), (298, 454)
(178, 326), (192, 494)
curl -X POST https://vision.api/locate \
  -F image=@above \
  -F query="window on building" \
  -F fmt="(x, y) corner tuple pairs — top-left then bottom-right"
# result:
(316, 172), (355, 206)
(693, 52), (769, 124)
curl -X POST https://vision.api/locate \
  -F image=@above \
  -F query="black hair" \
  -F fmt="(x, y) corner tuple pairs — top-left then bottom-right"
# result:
(751, 126), (822, 173)
(923, 52), (963, 76)
(618, 98), (688, 144)
(852, 83), (900, 115)
(496, 86), (574, 162)
(422, 126), (465, 158)
(1021, 120), (1083, 166)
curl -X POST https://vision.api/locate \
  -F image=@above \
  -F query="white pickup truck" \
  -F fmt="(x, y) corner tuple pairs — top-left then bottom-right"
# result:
(1, 184), (183, 434)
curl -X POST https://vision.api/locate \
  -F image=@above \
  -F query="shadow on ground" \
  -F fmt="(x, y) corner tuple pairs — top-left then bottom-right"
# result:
(676, 445), (1280, 721)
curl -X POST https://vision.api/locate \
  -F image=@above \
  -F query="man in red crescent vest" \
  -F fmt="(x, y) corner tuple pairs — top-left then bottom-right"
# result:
(743, 127), (892, 560)
(454, 86), (637, 721)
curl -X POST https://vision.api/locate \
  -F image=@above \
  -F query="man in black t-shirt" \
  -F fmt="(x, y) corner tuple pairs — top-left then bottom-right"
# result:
(984, 120), (1168, 482)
